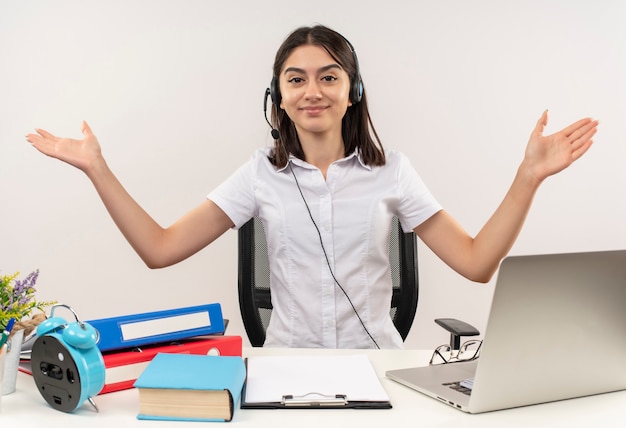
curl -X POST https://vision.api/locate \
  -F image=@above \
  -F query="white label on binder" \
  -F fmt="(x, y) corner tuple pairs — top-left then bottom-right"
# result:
(120, 312), (212, 340)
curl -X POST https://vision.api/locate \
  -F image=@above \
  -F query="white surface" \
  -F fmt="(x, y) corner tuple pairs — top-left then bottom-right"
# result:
(2, 347), (626, 427)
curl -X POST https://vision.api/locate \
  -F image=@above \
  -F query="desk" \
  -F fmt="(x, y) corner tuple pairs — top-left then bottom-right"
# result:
(2, 347), (625, 427)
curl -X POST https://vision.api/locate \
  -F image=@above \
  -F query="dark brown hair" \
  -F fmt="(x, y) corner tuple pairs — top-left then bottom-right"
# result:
(269, 25), (385, 168)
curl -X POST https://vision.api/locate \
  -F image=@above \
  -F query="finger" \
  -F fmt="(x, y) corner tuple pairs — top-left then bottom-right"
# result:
(533, 110), (548, 136)
(34, 128), (59, 140)
(568, 119), (599, 142)
(82, 120), (93, 137)
(572, 138), (594, 161)
(570, 123), (598, 151)
(25, 133), (39, 144)
(561, 117), (594, 138)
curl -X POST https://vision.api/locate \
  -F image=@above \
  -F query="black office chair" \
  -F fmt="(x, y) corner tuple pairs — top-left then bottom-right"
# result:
(238, 216), (478, 347)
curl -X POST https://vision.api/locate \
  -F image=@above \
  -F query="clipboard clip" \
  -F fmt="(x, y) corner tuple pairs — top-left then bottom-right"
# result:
(281, 392), (348, 407)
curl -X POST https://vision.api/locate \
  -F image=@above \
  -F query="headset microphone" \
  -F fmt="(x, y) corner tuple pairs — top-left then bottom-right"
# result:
(263, 88), (280, 140)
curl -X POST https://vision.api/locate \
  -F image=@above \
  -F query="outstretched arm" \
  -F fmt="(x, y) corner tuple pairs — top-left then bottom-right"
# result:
(25, 122), (234, 268)
(415, 110), (598, 283)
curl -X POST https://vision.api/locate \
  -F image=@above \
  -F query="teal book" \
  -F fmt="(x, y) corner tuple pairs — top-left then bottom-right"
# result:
(133, 353), (246, 422)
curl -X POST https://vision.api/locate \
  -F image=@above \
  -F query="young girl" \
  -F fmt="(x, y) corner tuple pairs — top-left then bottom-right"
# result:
(26, 25), (598, 349)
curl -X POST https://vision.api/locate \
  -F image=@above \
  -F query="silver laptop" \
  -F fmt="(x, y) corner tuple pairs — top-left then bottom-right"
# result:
(386, 249), (626, 413)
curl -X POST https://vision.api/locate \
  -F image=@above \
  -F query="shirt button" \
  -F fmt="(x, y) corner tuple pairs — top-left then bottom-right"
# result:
(324, 223), (331, 232)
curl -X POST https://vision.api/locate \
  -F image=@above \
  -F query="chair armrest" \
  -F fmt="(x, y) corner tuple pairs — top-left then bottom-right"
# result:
(434, 318), (480, 350)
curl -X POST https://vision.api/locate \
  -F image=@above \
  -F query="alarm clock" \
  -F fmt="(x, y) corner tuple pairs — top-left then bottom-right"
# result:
(30, 304), (106, 413)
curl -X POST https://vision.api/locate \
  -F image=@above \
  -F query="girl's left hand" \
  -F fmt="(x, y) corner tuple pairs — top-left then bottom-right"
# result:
(523, 110), (598, 183)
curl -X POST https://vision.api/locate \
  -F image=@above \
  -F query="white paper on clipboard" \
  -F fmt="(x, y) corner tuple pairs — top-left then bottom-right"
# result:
(243, 354), (390, 405)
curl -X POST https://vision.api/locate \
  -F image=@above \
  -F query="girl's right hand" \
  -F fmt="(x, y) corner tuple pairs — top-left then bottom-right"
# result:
(26, 121), (104, 174)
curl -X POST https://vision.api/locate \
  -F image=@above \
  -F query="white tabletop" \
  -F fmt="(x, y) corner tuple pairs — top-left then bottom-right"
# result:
(2, 347), (625, 427)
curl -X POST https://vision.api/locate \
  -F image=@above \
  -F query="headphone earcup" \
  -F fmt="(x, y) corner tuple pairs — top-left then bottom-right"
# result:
(350, 78), (363, 104)
(270, 76), (281, 106)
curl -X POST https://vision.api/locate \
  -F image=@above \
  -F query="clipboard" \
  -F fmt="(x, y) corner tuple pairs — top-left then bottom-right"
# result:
(240, 355), (392, 409)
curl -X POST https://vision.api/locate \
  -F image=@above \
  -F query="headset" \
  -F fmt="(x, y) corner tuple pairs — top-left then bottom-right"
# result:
(263, 33), (363, 143)
(262, 33), (379, 349)
(31, 304), (105, 413)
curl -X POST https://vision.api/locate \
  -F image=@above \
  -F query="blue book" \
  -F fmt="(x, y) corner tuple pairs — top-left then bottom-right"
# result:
(133, 353), (246, 422)
(87, 303), (225, 352)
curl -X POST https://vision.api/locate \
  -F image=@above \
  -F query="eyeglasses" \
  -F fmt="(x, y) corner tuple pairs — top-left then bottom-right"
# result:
(429, 339), (482, 366)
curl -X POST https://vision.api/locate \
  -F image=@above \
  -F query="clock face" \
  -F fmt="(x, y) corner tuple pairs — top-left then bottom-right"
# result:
(31, 335), (83, 413)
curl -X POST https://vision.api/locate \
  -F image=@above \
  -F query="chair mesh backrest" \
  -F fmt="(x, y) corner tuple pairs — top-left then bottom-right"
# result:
(238, 216), (418, 346)
(252, 222), (271, 332)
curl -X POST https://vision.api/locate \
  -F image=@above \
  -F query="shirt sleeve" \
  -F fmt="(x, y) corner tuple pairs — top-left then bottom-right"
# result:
(207, 153), (259, 229)
(395, 152), (442, 232)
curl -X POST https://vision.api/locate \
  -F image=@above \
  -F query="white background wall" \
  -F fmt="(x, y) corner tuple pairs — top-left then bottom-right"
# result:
(1, 0), (624, 350)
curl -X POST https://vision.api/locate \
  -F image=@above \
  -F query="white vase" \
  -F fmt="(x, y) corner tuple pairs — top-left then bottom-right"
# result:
(1, 328), (25, 395)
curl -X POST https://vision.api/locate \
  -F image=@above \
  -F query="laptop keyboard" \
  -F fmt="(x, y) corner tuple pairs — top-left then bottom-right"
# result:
(443, 378), (474, 396)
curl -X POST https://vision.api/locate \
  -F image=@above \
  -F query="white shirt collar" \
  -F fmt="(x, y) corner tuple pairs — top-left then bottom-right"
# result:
(276, 148), (370, 172)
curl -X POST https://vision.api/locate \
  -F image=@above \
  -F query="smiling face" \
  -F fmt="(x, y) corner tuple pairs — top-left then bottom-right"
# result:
(278, 44), (352, 142)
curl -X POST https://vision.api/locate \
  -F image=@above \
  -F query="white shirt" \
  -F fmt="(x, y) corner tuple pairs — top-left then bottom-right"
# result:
(208, 148), (441, 348)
